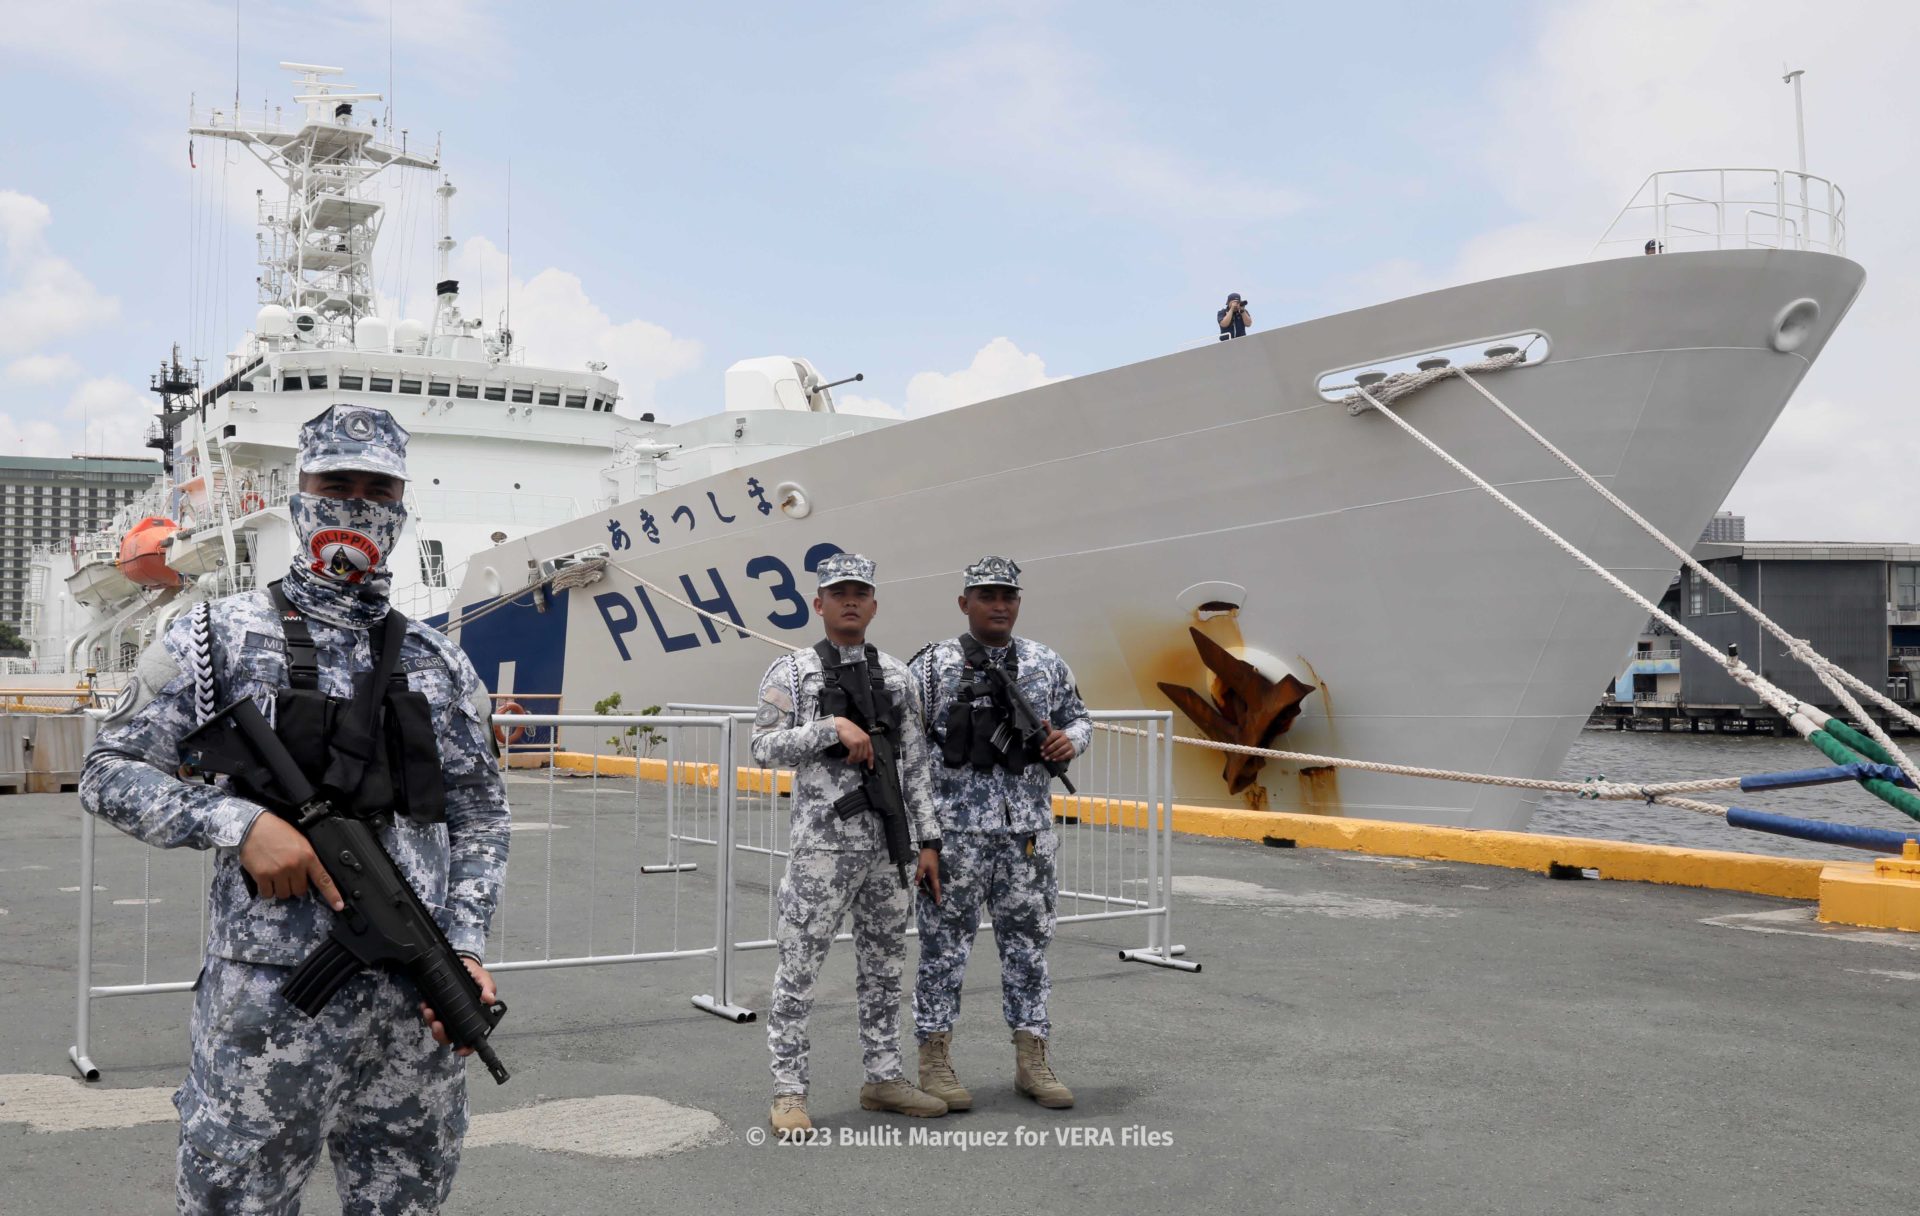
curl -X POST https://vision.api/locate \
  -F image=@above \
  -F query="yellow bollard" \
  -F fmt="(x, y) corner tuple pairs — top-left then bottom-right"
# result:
(1818, 835), (1920, 932)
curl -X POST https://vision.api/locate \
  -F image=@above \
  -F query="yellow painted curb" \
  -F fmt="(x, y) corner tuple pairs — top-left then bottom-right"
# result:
(547, 752), (794, 794)
(1175, 805), (1824, 900)
(1818, 856), (1920, 932)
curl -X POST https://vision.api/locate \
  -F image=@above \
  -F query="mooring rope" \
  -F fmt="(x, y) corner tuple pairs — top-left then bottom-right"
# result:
(1449, 364), (1920, 785)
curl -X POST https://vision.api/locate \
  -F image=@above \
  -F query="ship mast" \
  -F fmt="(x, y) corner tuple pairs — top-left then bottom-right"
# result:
(188, 61), (439, 350)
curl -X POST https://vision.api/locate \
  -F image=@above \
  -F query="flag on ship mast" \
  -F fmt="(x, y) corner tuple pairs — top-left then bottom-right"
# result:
(188, 140), (195, 169)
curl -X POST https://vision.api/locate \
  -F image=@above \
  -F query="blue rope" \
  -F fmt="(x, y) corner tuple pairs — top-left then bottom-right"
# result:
(1737, 762), (1911, 793)
(1727, 806), (1918, 854)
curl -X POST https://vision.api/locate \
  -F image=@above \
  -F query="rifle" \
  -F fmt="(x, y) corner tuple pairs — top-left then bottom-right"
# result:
(984, 666), (1076, 794)
(179, 696), (511, 1085)
(818, 642), (916, 887)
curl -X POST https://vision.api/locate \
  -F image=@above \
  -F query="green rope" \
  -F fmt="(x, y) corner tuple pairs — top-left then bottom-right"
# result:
(1824, 718), (1895, 766)
(1809, 722), (1920, 823)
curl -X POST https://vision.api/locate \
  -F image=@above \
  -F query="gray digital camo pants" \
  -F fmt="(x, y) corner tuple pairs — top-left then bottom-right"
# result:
(174, 955), (467, 1215)
(767, 849), (910, 1095)
(913, 829), (1060, 1041)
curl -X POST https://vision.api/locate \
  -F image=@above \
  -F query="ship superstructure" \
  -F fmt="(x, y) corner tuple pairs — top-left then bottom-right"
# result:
(24, 63), (648, 673)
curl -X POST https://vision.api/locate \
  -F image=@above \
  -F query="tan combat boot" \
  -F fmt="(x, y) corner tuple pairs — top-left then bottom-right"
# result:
(1013, 1030), (1074, 1109)
(858, 1078), (949, 1118)
(770, 1093), (811, 1135)
(917, 1032), (973, 1112)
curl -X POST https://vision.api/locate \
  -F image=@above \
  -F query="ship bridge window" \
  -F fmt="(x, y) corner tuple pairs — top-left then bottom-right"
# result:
(511, 387), (533, 404)
(484, 385), (506, 401)
(369, 376), (393, 392)
(564, 393), (587, 409)
(308, 374), (328, 390)
(428, 381), (451, 396)
(399, 379), (422, 395)
(338, 374), (364, 390)
(455, 383), (478, 399)
(281, 375), (303, 391)
(538, 390), (560, 407)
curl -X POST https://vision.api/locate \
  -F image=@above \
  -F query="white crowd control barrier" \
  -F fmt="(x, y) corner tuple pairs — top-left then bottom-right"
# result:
(666, 705), (1196, 988)
(68, 709), (1195, 1078)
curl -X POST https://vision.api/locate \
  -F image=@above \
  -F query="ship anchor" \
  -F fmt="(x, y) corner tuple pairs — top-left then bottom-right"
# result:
(1158, 628), (1316, 795)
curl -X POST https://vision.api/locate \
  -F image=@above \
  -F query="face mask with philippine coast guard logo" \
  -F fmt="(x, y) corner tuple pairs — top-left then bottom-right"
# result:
(283, 492), (408, 628)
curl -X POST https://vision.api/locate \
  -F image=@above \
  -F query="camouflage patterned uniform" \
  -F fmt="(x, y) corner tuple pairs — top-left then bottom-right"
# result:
(909, 632), (1091, 1041)
(79, 404), (509, 1214)
(752, 558), (938, 1096)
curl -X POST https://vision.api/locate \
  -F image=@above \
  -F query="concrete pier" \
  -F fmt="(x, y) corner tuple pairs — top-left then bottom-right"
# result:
(3, 789), (1915, 1214)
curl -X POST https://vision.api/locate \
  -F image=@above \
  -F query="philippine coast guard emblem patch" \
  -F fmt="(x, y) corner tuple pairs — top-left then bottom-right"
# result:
(309, 527), (381, 582)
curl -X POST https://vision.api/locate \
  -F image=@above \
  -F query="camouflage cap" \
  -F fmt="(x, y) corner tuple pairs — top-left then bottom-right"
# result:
(817, 552), (877, 590)
(297, 404), (410, 481)
(962, 555), (1021, 590)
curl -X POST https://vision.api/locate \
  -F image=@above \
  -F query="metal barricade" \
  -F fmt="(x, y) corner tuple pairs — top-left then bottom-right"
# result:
(68, 706), (1196, 1076)
(669, 702), (1196, 1011)
(68, 712), (751, 1079)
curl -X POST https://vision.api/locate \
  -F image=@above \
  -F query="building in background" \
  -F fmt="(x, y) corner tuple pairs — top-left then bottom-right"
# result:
(0, 456), (162, 632)
(1700, 511), (1746, 544)
(1599, 531), (1920, 732)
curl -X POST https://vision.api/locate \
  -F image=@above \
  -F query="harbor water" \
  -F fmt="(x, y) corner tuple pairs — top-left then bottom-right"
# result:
(1530, 727), (1918, 860)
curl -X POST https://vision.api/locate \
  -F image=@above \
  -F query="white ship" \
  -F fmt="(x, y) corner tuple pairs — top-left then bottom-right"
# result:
(25, 66), (1861, 830)
(23, 62), (639, 676)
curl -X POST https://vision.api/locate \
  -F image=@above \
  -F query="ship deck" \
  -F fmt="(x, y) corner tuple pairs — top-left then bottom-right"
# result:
(1, 786), (1912, 1213)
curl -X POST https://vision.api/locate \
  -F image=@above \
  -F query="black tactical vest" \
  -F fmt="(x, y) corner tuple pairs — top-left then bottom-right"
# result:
(939, 634), (1028, 773)
(258, 581), (447, 824)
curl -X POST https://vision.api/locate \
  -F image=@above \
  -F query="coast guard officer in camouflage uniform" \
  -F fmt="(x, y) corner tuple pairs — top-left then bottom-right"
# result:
(80, 404), (510, 1214)
(909, 556), (1090, 1110)
(751, 553), (948, 1134)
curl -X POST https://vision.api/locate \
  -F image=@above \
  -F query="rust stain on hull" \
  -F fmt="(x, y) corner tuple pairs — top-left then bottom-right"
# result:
(1298, 764), (1341, 814)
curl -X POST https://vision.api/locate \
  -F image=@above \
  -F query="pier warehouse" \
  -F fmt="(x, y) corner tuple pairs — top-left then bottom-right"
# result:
(1604, 535), (1920, 732)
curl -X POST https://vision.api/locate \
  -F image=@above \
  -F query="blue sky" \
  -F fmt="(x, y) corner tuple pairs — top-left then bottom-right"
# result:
(4, 1), (1917, 538)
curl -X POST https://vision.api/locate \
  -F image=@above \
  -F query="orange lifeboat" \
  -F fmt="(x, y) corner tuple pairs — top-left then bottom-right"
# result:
(118, 517), (183, 588)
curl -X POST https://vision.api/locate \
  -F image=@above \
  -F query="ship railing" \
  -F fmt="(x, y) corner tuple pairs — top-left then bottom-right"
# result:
(1593, 167), (1846, 257)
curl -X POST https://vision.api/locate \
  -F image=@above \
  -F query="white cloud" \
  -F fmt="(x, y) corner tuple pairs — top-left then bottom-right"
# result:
(426, 237), (703, 417)
(0, 0), (504, 86)
(899, 27), (1302, 229)
(64, 377), (154, 458)
(5, 354), (83, 383)
(0, 412), (64, 459)
(839, 337), (1063, 420)
(0, 191), (118, 356)
(1338, 0), (1920, 541)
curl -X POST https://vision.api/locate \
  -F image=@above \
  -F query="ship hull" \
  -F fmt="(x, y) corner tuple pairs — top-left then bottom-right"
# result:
(448, 250), (1865, 828)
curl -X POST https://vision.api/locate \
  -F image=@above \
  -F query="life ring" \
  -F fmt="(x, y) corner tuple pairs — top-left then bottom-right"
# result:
(492, 699), (529, 747)
(238, 491), (266, 514)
